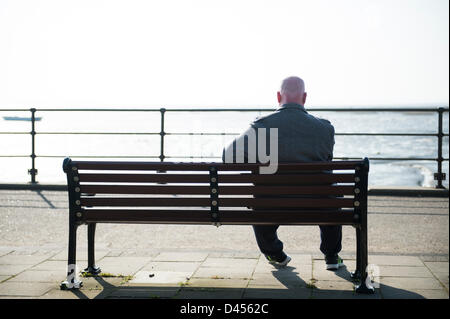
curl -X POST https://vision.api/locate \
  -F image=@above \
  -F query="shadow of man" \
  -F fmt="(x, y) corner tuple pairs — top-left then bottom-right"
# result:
(271, 263), (427, 299)
(271, 265), (308, 289)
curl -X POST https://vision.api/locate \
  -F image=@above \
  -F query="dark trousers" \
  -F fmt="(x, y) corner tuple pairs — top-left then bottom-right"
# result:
(252, 225), (342, 259)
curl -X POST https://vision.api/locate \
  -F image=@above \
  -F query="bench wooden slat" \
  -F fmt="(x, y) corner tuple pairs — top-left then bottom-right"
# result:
(79, 185), (356, 195)
(82, 209), (355, 225)
(78, 173), (355, 184)
(80, 197), (354, 208)
(74, 161), (363, 171)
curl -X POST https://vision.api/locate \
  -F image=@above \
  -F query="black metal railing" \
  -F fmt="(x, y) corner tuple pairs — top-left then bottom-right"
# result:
(0, 107), (448, 188)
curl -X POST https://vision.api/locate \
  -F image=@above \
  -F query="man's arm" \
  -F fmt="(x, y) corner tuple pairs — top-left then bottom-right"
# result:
(327, 124), (335, 161)
(222, 125), (257, 164)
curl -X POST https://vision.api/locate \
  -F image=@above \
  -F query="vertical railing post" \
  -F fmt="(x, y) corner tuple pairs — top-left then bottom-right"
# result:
(435, 107), (445, 189)
(159, 108), (166, 162)
(28, 108), (38, 184)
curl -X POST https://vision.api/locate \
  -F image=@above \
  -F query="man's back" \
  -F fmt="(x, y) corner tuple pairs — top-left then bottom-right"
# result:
(250, 103), (335, 163)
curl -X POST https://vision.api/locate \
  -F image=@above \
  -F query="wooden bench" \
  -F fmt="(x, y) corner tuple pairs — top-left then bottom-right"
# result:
(60, 157), (374, 293)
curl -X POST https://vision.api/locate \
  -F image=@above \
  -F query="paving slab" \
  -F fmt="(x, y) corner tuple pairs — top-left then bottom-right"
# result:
(95, 256), (152, 275)
(176, 287), (244, 299)
(105, 250), (123, 257)
(187, 278), (250, 289)
(402, 289), (449, 299)
(251, 266), (311, 288)
(369, 255), (424, 266)
(193, 266), (254, 280)
(31, 260), (81, 271)
(201, 257), (258, 269)
(10, 248), (39, 255)
(287, 254), (313, 266)
(378, 265), (434, 278)
(312, 261), (356, 282)
(39, 288), (112, 299)
(208, 251), (261, 259)
(313, 280), (355, 291)
(0, 249), (13, 257)
(6, 270), (64, 283)
(77, 276), (126, 290)
(0, 254), (53, 266)
(247, 276), (290, 289)
(243, 287), (312, 299)
(379, 285), (448, 299)
(0, 281), (54, 297)
(0, 264), (32, 276)
(142, 261), (201, 273)
(120, 250), (160, 257)
(253, 258), (313, 278)
(380, 276), (443, 290)
(50, 249), (109, 261)
(424, 261), (449, 274)
(107, 287), (180, 299)
(433, 272), (449, 291)
(153, 252), (209, 262)
(128, 271), (192, 286)
(311, 289), (379, 299)
(248, 274), (309, 289)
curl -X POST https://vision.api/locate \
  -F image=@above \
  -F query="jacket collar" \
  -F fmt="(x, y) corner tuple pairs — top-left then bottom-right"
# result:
(277, 103), (307, 112)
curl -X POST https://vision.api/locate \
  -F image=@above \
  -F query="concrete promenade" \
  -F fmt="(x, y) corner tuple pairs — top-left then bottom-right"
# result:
(0, 190), (448, 299)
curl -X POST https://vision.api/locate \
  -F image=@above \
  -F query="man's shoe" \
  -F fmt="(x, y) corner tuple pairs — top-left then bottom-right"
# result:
(325, 254), (344, 270)
(265, 254), (292, 267)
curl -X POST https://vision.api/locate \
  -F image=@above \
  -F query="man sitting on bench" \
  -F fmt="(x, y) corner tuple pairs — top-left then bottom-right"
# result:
(222, 76), (342, 270)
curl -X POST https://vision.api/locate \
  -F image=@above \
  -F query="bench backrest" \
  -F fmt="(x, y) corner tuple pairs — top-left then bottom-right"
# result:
(63, 158), (369, 226)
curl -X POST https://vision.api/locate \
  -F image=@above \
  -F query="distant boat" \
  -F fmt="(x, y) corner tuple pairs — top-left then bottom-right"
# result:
(3, 116), (42, 121)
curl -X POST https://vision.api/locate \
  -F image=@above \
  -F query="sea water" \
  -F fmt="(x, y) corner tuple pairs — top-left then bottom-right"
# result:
(0, 108), (448, 187)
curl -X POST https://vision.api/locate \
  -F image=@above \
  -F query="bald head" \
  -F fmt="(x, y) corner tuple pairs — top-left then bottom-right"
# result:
(277, 76), (307, 106)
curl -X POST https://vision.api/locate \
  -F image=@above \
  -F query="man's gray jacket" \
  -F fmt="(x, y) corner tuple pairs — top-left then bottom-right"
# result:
(222, 103), (335, 165)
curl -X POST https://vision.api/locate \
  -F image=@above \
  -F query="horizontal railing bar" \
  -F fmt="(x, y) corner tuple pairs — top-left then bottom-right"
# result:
(1, 155), (448, 161)
(166, 108), (450, 112)
(0, 109), (31, 112)
(336, 133), (443, 136)
(166, 132), (239, 136)
(35, 132), (160, 135)
(1, 107), (448, 112)
(3, 109), (163, 112)
(166, 132), (445, 137)
(0, 132), (30, 135)
(39, 155), (160, 158)
(165, 156), (448, 161)
(1, 131), (448, 137)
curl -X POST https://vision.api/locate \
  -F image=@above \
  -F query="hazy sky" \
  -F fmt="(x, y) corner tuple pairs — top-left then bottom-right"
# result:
(0, 0), (448, 108)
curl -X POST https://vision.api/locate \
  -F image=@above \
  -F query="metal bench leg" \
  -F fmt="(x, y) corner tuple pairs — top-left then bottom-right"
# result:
(351, 227), (361, 280)
(84, 223), (101, 275)
(60, 222), (82, 289)
(355, 221), (374, 294)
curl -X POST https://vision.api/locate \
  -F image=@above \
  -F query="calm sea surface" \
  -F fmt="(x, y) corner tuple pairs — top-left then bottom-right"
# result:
(0, 108), (448, 187)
